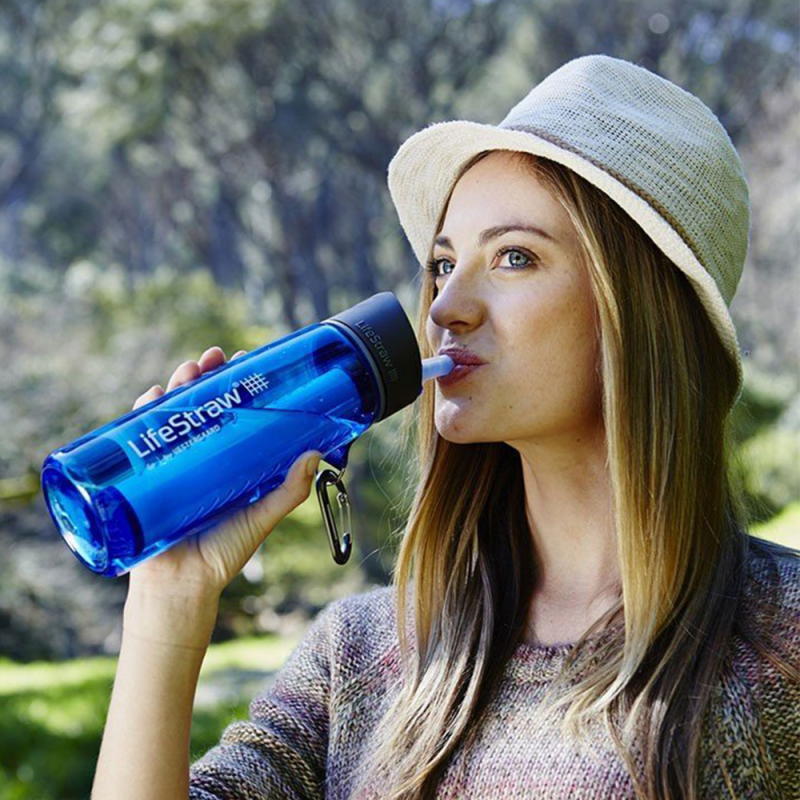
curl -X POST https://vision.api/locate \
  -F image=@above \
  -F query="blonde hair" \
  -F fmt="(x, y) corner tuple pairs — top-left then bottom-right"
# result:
(346, 150), (799, 800)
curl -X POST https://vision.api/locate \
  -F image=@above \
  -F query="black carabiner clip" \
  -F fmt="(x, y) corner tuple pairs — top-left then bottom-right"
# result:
(313, 465), (353, 565)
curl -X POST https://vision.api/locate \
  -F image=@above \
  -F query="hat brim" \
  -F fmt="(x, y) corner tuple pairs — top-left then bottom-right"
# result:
(387, 120), (744, 404)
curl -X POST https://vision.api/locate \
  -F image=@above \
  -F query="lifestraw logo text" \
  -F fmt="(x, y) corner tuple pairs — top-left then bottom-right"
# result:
(354, 319), (399, 383)
(126, 373), (269, 458)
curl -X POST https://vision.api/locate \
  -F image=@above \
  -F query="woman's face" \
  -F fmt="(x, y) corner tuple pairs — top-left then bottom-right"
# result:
(425, 151), (603, 447)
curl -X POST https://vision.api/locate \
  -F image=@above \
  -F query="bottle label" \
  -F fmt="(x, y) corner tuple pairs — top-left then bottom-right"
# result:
(125, 372), (271, 466)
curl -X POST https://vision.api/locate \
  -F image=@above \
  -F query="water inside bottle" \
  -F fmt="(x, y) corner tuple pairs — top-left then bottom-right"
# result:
(67, 405), (370, 576)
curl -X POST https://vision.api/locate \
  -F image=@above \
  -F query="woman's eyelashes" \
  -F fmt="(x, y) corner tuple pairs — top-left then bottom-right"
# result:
(425, 245), (540, 278)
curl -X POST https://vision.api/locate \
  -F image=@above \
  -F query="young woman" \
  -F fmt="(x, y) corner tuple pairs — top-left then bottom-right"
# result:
(93, 55), (798, 800)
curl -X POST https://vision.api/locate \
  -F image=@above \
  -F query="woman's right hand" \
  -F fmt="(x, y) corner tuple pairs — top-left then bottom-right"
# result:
(126, 346), (323, 603)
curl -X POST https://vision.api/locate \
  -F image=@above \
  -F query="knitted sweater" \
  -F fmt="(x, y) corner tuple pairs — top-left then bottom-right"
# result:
(189, 542), (799, 799)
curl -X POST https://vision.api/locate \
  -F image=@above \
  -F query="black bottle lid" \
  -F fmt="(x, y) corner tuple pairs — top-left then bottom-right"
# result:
(323, 291), (422, 423)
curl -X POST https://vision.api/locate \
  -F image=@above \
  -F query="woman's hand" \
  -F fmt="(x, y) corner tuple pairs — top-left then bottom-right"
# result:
(126, 346), (322, 602)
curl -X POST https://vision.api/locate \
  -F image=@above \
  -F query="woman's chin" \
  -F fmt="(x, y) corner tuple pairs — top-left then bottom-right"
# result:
(435, 414), (484, 444)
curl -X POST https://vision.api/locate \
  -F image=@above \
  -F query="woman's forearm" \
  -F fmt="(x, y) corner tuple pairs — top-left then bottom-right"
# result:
(91, 589), (220, 800)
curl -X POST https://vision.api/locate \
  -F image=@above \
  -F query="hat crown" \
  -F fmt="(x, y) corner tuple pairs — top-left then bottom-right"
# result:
(498, 54), (750, 306)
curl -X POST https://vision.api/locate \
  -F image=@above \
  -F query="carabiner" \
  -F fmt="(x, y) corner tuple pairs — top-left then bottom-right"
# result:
(313, 464), (353, 565)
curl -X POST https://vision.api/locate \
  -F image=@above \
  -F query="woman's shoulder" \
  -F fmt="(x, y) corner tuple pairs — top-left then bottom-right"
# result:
(740, 535), (800, 646)
(699, 537), (800, 797)
(314, 583), (402, 687)
(328, 582), (398, 616)
(721, 534), (799, 716)
(323, 583), (398, 640)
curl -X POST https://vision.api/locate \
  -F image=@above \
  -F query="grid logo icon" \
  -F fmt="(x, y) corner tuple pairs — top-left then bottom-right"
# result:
(240, 373), (271, 395)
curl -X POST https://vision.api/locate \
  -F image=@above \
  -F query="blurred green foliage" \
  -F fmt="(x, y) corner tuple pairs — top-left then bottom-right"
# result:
(85, 263), (270, 360)
(729, 366), (800, 526)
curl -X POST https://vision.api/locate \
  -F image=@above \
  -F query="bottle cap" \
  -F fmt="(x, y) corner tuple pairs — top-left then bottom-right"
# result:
(324, 291), (422, 423)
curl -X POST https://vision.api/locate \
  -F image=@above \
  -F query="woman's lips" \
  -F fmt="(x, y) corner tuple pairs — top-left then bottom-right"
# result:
(436, 362), (486, 387)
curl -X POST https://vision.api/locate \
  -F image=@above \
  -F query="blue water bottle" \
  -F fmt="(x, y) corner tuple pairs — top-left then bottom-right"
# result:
(40, 291), (454, 577)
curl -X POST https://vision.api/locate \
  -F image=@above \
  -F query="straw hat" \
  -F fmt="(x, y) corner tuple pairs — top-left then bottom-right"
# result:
(387, 53), (750, 406)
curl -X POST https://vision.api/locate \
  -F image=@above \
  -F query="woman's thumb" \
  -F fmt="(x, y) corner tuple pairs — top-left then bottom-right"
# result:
(280, 451), (322, 485)
(297, 451), (323, 486)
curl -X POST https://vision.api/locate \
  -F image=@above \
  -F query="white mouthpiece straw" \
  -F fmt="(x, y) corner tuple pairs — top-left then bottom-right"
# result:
(421, 355), (455, 383)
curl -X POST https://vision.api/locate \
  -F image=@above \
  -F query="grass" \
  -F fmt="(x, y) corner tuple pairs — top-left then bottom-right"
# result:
(0, 633), (303, 800)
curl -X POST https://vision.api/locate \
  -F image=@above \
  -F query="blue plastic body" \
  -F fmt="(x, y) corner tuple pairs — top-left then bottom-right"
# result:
(40, 322), (383, 577)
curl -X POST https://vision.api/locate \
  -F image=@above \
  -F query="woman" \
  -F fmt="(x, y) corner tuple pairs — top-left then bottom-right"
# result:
(93, 55), (799, 800)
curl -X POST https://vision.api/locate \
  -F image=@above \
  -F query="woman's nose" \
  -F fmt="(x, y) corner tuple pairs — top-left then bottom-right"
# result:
(428, 265), (485, 331)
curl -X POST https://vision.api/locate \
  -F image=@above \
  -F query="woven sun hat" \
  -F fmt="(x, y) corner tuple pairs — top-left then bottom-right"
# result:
(387, 53), (750, 407)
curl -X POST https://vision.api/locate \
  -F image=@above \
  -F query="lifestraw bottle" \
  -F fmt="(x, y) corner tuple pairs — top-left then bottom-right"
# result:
(40, 291), (454, 577)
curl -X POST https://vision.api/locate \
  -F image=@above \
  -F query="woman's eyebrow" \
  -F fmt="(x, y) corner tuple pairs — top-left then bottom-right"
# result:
(434, 223), (558, 251)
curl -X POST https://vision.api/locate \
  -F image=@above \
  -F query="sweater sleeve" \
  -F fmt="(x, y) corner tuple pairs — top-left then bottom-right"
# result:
(697, 543), (799, 798)
(757, 549), (800, 799)
(188, 598), (338, 800)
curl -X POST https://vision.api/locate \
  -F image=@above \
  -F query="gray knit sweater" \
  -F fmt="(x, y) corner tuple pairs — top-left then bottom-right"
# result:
(189, 541), (799, 799)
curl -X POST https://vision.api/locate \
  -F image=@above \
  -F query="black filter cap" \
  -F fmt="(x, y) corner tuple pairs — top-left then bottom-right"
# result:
(323, 291), (422, 423)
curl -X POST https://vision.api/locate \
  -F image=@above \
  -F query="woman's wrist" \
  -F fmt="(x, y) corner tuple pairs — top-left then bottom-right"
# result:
(123, 586), (220, 651)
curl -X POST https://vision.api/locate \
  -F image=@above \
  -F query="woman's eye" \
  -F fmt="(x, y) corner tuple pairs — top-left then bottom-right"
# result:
(499, 248), (534, 269)
(427, 257), (452, 276)
(426, 247), (538, 278)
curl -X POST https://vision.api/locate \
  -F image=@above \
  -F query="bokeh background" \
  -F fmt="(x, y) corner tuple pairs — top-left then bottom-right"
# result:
(1, 0), (798, 797)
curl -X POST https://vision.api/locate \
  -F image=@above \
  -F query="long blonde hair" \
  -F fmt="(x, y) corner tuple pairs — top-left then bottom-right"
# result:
(347, 150), (799, 800)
